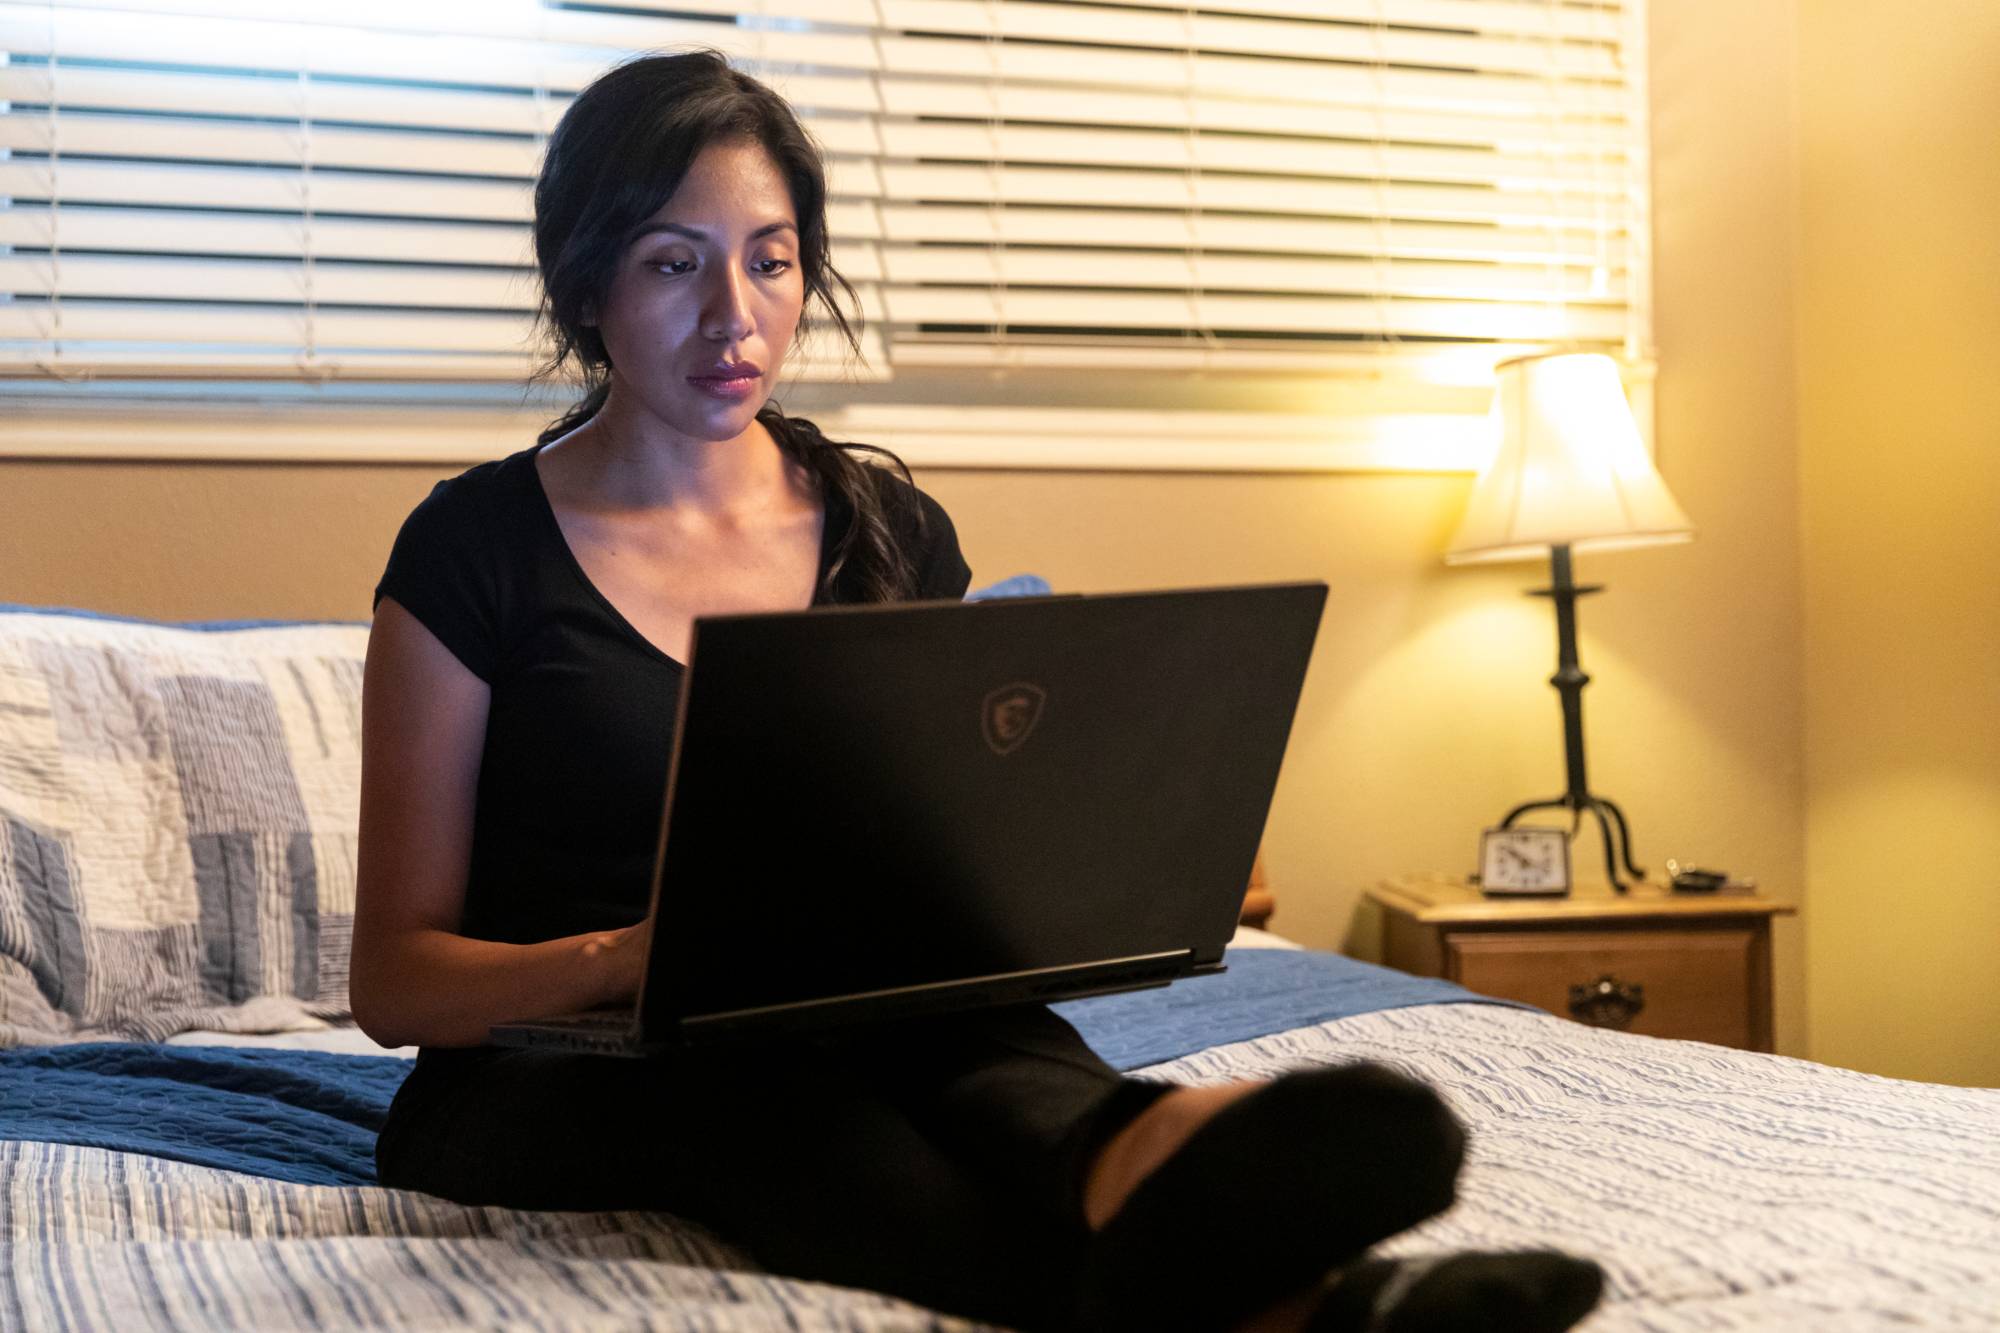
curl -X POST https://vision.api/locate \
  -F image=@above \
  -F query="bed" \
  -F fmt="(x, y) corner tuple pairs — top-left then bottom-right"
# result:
(2, 603), (1997, 1331)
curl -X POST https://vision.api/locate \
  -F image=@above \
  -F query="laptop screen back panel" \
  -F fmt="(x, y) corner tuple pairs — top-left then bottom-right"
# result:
(640, 583), (1326, 1030)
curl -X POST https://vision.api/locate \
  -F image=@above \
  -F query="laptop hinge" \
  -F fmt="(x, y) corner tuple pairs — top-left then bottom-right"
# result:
(673, 949), (1200, 1038)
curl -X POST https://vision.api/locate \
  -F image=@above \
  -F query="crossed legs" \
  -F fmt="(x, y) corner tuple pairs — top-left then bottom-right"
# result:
(378, 1007), (1599, 1331)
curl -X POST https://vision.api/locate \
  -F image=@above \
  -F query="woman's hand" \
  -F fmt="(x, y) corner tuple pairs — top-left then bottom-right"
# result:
(350, 918), (657, 1048)
(588, 916), (655, 1006)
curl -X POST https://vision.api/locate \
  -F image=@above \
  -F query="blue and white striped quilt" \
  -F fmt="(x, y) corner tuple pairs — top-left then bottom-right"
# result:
(0, 948), (1488, 1187)
(5, 1000), (1996, 1331)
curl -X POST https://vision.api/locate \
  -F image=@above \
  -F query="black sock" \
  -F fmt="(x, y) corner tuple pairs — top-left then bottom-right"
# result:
(1075, 1063), (1466, 1332)
(1308, 1251), (1605, 1333)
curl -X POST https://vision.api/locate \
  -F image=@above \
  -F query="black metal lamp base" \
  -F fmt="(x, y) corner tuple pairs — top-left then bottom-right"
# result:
(1501, 792), (1644, 892)
(1500, 543), (1646, 893)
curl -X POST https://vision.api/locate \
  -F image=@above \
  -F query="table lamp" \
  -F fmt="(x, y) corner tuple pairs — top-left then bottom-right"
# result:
(1445, 352), (1694, 891)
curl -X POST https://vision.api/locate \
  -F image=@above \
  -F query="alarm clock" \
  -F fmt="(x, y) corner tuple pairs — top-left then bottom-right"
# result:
(1477, 826), (1572, 896)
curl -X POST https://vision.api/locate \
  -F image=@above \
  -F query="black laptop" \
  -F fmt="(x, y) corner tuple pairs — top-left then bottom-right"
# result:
(490, 581), (1327, 1055)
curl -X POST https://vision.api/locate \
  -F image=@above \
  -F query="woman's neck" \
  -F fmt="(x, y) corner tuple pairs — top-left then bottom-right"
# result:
(554, 394), (800, 521)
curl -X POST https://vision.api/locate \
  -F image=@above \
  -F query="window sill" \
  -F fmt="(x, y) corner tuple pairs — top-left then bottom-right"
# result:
(0, 402), (1502, 474)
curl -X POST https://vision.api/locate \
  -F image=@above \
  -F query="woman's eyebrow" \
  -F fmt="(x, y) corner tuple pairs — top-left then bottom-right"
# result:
(632, 221), (798, 243)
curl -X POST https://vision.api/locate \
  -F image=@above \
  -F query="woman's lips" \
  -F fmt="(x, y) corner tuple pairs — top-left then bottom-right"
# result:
(686, 371), (761, 400)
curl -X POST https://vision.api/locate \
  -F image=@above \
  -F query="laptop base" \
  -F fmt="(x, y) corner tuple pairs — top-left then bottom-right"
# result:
(490, 951), (1220, 1058)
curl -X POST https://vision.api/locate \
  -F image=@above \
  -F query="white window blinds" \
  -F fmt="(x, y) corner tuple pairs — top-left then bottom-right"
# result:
(0, 0), (1648, 392)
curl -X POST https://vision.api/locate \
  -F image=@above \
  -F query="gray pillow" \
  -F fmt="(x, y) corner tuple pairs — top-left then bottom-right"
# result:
(0, 606), (367, 1046)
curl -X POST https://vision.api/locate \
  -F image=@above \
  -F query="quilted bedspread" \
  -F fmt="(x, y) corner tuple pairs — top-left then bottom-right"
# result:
(5, 1002), (1998, 1331)
(0, 948), (1488, 1186)
(0, 1043), (403, 1187)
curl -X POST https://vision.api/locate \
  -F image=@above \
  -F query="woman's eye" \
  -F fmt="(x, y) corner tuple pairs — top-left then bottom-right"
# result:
(654, 259), (695, 276)
(755, 258), (794, 276)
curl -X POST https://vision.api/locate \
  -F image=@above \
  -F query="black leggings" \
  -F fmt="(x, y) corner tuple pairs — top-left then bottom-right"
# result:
(374, 1004), (1174, 1330)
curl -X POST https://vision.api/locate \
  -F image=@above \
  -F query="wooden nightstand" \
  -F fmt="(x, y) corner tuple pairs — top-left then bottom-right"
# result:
(1366, 875), (1796, 1052)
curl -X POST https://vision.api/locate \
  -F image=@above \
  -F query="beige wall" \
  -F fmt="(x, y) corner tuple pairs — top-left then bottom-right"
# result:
(1796, 0), (2000, 1086)
(0, 2), (1870, 1070)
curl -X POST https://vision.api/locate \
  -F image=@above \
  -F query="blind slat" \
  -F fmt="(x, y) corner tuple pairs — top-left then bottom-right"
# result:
(878, 164), (1636, 230)
(880, 246), (1627, 303)
(877, 205), (1631, 267)
(877, 77), (1633, 154)
(876, 37), (1634, 118)
(0, 245), (1611, 306)
(0, 6), (881, 85)
(7, 0), (882, 40)
(0, 151), (882, 210)
(0, 302), (886, 368)
(0, 62), (553, 136)
(1034, 0), (1627, 42)
(0, 347), (883, 381)
(0, 253), (541, 308)
(881, 338), (1577, 375)
(0, 111), (542, 178)
(39, 0), (1626, 46)
(6, 203), (1608, 279)
(0, 159), (532, 220)
(876, 0), (1623, 79)
(1, 206), (532, 265)
(876, 121), (1631, 194)
(1, 109), (882, 178)
(881, 288), (1626, 340)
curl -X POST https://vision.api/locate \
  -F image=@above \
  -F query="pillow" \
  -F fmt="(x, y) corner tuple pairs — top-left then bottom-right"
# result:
(966, 574), (1052, 601)
(0, 605), (369, 1046)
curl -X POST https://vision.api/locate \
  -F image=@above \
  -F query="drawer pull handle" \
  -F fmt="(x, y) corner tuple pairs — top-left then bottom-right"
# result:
(1568, 975), (1645, 1029)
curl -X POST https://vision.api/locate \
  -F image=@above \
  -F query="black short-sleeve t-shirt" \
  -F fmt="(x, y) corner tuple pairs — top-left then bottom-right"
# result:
(372, 424), (972, 947)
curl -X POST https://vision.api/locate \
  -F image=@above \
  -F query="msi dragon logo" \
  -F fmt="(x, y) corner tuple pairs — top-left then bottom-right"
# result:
(981, 682), (1046, 756)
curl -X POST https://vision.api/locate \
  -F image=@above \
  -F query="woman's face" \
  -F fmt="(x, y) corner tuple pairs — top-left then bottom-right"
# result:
(591, 139), (806, 444)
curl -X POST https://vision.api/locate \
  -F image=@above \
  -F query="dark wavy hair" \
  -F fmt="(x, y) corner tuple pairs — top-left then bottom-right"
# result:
(531, 49), (918, 603)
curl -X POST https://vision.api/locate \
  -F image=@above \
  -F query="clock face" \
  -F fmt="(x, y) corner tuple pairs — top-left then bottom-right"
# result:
(1479, 827), (1571, 895)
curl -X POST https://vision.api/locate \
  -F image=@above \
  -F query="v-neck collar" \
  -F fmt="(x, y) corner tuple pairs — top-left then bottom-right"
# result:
(522, 439), (841, 671)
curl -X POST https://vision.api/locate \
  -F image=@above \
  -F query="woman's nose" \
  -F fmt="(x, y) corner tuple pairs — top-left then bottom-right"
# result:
(700, 264), (755, 343)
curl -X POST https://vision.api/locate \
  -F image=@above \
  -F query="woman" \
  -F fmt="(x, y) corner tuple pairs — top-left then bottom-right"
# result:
(352, 50), (1603, 1333)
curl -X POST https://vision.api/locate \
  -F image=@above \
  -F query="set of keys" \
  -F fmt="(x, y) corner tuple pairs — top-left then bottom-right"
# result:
(1663, 859), (1755, 893)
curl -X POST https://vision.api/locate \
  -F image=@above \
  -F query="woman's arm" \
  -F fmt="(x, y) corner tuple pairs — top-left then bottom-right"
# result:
(351, 596), (649, 1049)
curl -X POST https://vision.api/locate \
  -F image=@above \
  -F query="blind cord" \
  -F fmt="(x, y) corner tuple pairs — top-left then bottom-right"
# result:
(42, 4), (72, 379)
(298, 57), (322, 380)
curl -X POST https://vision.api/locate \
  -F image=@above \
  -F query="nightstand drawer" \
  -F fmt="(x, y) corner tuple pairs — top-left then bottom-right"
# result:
(1447, 928), (1757, 1048)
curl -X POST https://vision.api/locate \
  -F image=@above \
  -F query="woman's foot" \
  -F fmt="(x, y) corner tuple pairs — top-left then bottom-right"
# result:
(1074, 1063), (1467, 1332)
(1238, 1251), (1605, 1333)
(1306, 1250), (1605, 1332)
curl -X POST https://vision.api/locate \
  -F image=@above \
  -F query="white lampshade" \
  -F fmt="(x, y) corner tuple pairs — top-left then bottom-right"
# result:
(1445, 352), (1694, 565)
